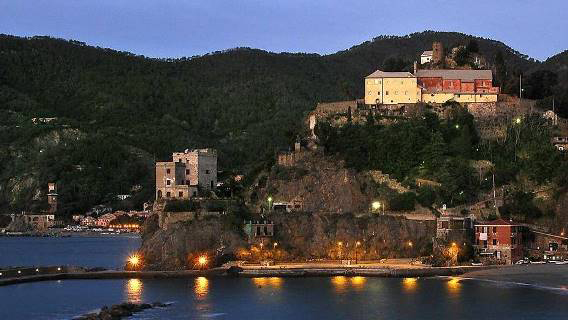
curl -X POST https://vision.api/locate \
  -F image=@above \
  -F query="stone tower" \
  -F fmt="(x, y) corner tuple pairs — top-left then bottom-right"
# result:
(47, 183), (58, 213)
(432, 41), (444, 64)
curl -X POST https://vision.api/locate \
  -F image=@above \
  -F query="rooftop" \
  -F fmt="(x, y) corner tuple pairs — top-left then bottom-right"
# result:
(475, 219), (520, 226)
(366, 70), (415, 78)
(421, 50), (433, 56)
(415, 69), (493, 81)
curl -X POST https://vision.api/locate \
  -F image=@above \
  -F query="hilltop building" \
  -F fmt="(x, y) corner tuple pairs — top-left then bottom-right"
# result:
(420, 50), (433, 64)
(155, 148), (217, 200)
(364, 68), (499, 105)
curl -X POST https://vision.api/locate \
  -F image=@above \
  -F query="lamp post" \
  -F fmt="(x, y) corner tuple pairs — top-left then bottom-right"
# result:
(355, 241), (361, 264)
(267, 196), (273, 212)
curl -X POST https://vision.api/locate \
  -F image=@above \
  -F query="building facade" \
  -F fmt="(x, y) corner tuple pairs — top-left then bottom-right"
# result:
(420, 50), (433, 64)
(474, 219), (524, 264)
(364, 69), (499, 106)
(172, 148), (218, 190)
(416, 69), (499, 104)
(364, 71), (421, 105)
(155, 161), (196, 200)
(155, 148), (217, 201)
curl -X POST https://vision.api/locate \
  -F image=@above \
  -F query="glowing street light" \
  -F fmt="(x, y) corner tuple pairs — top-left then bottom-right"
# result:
(273, 242), (278, 249)
(267, 196), (273, 212)
(127, 254), (141, 270)
(515, 117), (521, 125)
(407, 241), (413, 248)
(198, 255), (208, 267)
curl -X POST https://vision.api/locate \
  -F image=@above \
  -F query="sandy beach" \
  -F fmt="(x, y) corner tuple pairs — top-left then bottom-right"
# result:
(462, 264), (568, 291)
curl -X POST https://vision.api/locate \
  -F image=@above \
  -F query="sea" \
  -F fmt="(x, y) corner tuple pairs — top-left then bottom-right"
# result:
(1, 236), (568, 320)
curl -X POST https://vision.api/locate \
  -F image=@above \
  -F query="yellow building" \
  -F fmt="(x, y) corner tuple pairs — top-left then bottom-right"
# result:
(364, 71), (421, 105)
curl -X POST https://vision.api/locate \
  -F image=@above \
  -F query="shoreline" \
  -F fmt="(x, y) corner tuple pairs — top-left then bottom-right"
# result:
(0, 265), (494, 286)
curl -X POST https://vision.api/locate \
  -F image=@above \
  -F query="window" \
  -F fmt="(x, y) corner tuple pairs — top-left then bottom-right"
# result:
(368, 91), (371, 96)
(205, 170), (210, 174)
(166, 169), (171, 174)
(493, 227), (497, 234)
(483, 240), (487, 248)
(166, 191), (171, 198)
(166, 180), (171, 186)
(377, 91), (381, 95)
(483, 226), (488, 233)
(186, 169), (189, 175)
(492, 239), (497, 245)
(401, 81), (404, 84)
(385, 91), (389, 95)
(178, 191), (183, 198)
(404, 91), (408, 95)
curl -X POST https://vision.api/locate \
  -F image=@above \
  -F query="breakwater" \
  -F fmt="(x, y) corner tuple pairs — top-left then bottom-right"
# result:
(0, 265), (496, 286)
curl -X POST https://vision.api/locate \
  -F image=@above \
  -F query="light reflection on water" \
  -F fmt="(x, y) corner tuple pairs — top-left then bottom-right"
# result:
(447, 277), (462, 294)
(126, 278), (143, 303)
(331, 276), (367, 292)
(252, 277), (283, 288)
(194, 277), (209, 297)
(403, 277), (418, 292)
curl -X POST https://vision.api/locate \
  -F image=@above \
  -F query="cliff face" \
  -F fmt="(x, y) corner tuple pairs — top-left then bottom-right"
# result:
(255, 152), (376, 214)
(139, 215), (246, 270)
(269, 213), (435, 259)
(139, 212), (435, 270)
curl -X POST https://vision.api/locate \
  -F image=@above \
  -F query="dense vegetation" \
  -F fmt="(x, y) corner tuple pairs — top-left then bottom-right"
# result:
(316, 104), (567, 219)
(0, 31), (566, 215)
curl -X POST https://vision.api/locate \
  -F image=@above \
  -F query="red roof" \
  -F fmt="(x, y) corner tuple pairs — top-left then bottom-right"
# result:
(475, 219), (519, 226)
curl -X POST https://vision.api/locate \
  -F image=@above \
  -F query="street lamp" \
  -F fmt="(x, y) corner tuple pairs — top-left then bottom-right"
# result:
(273, 242), (278, 249)
(355, 241), (361, 264)
(267, 196), (273, 212)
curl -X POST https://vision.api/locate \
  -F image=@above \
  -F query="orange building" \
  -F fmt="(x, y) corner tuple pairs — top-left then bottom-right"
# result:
(474, 219), (524, 264)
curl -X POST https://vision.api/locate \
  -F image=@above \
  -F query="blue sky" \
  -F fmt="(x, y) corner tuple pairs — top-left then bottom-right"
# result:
(0, 0), (566, 60)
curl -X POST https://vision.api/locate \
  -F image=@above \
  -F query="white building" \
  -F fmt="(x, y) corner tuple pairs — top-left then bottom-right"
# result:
(420, 50), (433, 64)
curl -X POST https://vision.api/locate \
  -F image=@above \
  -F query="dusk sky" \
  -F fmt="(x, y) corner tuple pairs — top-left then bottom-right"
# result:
(1, 0), (567, 61)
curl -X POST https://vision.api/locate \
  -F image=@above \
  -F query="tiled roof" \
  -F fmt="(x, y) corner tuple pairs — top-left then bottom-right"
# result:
(415, 69), (493, 81)
(366, 70), (415, 78)
(475, 219), (519, 226)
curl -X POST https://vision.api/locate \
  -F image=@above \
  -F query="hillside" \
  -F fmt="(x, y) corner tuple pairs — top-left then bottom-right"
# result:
(0, 31), (565, 215)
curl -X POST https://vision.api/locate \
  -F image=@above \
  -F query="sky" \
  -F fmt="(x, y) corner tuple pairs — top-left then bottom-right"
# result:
(0, 0), (567, 61)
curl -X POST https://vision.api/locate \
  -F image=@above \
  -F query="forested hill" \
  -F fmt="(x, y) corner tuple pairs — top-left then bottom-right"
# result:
(0, 31), (563, 214)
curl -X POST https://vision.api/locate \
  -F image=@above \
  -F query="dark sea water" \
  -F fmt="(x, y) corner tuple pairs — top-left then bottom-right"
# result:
(1, 237), (568, 319)
(1, 276), (568, 320)
(0, 235), (140, 269)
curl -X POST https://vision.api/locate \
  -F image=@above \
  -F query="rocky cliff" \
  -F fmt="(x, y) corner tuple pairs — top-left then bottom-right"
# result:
(139, 212), (435, 270)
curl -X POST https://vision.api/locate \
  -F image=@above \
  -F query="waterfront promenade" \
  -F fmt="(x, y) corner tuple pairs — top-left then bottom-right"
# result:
(0, 260), (493, 286)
